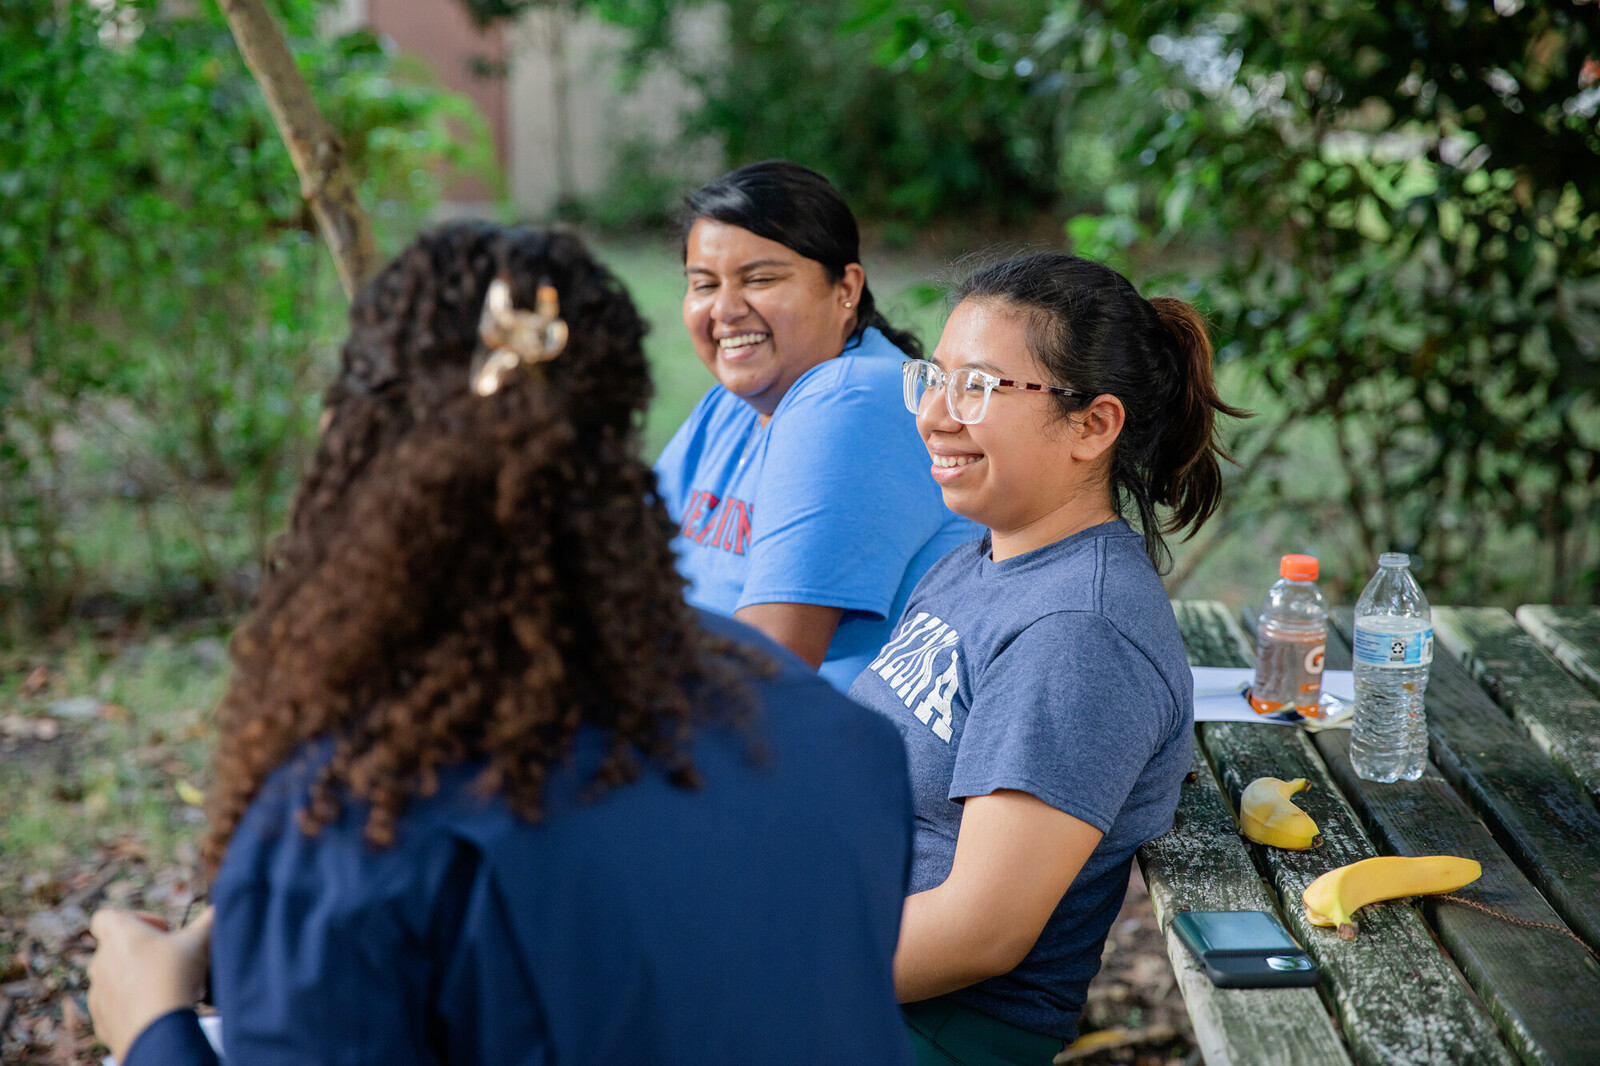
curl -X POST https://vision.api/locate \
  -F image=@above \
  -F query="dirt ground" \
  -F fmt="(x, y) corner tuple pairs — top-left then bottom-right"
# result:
(2, 863), (1196, 1065)
(1071, 868), (1199, 1065)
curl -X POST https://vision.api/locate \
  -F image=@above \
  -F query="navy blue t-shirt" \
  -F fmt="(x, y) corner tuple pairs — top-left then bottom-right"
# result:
(126, 613), (916, 1066)
(848, 521), (1193, 1040)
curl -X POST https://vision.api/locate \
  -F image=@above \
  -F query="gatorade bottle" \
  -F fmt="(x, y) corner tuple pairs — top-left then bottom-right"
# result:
(1250, 554), (1328, 717)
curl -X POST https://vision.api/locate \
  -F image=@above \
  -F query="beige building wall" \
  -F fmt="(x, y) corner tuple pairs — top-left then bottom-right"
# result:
(506, 7), (722, 218)
(337, 0), (721, 218)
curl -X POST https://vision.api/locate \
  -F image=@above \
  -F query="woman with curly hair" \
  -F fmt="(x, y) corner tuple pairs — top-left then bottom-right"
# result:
(86, 222), (917, 1066)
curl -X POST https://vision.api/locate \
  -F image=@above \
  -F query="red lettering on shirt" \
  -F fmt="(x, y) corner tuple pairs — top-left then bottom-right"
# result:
(691, 494), (724, 544)
(680, 490), (718, 540)
(706, 495), (734, 548)
(678, 492), (754, 556)
(721, 499), (753, 556)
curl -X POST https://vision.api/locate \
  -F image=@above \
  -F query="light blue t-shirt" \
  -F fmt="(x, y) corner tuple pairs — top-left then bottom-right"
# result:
(654, 327), (982, 692)
(848, 520), (1194, 1040)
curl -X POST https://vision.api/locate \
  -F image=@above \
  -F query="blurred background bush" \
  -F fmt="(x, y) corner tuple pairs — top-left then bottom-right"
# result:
(3, 0), (1597, 645)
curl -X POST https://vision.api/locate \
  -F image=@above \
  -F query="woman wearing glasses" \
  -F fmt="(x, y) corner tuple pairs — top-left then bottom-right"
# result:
(655, 161), (979, 691)
(851, 252), (1245, 1064)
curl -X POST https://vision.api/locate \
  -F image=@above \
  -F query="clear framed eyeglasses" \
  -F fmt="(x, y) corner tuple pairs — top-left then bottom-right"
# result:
(901, 359), (1082, 425)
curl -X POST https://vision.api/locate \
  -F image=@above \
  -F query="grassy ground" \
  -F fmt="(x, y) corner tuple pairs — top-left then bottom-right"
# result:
(0, 629), (228, 1061)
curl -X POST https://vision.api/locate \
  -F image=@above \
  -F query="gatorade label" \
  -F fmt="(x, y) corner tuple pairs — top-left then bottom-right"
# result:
(1302, 644), (1325, 687)
(1352, 625), (1433, 667)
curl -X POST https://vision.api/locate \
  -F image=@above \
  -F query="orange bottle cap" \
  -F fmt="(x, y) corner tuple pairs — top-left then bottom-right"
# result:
(1280, 553), (1319, 581)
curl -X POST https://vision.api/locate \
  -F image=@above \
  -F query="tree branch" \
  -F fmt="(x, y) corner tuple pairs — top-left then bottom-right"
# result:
(215, 0), (377, 300)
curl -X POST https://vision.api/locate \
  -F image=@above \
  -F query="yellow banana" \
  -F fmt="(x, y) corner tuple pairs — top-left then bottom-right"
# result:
(1303, 855), (1481, 940)
(1238, 776), (1322, 850)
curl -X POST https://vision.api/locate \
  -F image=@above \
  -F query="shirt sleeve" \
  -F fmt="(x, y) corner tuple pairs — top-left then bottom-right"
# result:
(949, 612), (1177, 834)
(123, 1008), (218, 1066)
(208, 831), (479, 1065)
(737, 361), (944, 618)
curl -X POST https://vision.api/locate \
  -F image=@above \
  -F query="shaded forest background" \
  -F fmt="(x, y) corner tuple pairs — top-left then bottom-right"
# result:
(4, 0), (1599, 644)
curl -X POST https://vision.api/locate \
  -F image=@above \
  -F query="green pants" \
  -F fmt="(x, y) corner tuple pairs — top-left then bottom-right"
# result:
(902, 998), (1066, 1066)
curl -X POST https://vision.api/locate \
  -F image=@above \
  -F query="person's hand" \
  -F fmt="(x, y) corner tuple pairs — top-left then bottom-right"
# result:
(87, 906), (214, 1063)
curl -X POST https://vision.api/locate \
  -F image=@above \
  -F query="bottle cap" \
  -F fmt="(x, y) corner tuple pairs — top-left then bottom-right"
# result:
(1280, 554), (1319, 581)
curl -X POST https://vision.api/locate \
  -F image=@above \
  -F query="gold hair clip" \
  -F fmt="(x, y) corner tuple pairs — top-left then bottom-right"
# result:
(471, 275), (569, 397)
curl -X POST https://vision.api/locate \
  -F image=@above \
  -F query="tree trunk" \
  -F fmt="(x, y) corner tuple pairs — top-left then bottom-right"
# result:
(215, 0), (377, 300)
(546, 8), (575, 213)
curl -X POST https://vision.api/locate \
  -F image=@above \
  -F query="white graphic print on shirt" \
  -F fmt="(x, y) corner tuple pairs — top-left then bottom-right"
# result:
(869, 612), (961, 743)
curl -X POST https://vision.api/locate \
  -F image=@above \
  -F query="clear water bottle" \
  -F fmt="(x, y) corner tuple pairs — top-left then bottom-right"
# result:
(1250, 554), (1328, 717)
(1350, 552), (1433, 782)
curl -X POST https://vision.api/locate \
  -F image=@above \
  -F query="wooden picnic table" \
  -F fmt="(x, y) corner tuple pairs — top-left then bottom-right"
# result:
(1137, 602), (1600, 1066)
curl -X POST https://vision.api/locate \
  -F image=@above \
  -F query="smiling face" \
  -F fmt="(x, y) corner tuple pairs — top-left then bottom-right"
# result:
(682, 220), (863, 418)
(919, 298), (1124, 559)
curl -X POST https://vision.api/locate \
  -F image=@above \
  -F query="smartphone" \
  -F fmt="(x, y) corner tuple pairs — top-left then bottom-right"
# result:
(1172, 909), (1320, 988)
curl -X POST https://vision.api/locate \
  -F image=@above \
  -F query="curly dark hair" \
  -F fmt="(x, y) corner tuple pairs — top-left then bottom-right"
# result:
(203, 221), (762, 877)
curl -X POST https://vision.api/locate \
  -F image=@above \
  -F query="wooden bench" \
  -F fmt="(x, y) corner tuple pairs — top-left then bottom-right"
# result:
(1137, 601), (1600, 1066)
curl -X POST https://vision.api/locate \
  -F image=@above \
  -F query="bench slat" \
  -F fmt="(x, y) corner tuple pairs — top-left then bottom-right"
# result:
(1310, 620), (1600, 1066)
(1177, 601), (1516, 1066)
(1138, 746), (1354, 1066)
(1432, 606), (1600, 807)
(1514, 606), (1600, 701)
(1329, 607), (1600, 952)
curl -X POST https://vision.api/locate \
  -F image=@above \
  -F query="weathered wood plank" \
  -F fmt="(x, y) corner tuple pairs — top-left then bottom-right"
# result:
(1311, 625), (1600, 1066)
(1176, 602), (1516, 1066)
(1515, 606), (1600, 701)
(1138, 748), (1354, 1066)
(1432, 606), (1600, 808)
(1329, 607), (1600, 953)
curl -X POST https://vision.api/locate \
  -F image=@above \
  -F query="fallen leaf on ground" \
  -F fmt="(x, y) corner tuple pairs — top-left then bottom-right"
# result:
(21, 666), (50, 695)
(175, 780), (205, 807)
(52, 996), (84, 1066)
(102, 838), (150, 864)
(0, 716), (59, 741)
(24, 905), (89, 953)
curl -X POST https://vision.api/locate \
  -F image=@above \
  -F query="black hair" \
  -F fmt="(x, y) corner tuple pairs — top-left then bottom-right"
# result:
(956, 251), (1248, 572)
(681, 160), (923, 358)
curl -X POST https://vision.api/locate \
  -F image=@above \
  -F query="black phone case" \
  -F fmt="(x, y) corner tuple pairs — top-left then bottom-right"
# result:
(1173, 911), (1321, 989)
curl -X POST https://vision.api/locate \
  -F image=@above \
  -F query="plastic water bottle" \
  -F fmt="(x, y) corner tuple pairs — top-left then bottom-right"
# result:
(1350, 552), (1433, 782)
(1250, 554), (1328, 717)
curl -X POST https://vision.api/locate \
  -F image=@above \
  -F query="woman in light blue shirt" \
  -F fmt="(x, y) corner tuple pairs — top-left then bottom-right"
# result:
(655, 161), (979, 690)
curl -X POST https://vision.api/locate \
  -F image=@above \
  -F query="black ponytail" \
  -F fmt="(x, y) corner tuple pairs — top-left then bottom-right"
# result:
(956, 253), (1248, 572)
(681, 160), (923, 358)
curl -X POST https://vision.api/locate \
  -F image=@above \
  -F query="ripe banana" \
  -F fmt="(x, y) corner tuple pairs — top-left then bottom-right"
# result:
(1303, 855), (1481, 940)
(1239, 776), (1322, 850)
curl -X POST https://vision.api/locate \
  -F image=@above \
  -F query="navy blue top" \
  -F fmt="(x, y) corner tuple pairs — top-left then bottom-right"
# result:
(849, 522), (1193, 1040)
(125, 613), (916, 1066)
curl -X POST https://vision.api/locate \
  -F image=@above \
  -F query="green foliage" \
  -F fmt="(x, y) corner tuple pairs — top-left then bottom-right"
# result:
(558, 0), (1066, 223)
(865, 0), (1600, 603)
(0, 0), (493, 632)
